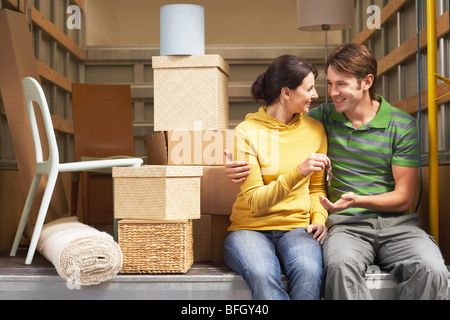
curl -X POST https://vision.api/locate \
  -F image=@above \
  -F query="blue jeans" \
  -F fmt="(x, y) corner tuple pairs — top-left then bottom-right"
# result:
(223, 228), (323, 300)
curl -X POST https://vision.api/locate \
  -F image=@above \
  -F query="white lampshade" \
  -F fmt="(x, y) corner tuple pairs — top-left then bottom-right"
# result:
(297, 0), (354, 31)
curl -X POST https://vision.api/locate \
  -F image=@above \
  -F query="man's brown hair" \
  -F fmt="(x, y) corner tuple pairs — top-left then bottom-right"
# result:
(326, 43), (378, 101)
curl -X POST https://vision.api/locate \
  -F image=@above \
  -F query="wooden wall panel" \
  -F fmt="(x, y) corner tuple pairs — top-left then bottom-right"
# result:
(1, 0), (84, 166)
(352, 0), (449, 115)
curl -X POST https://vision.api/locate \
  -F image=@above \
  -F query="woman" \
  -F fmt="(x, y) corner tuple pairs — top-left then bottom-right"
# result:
(223, 55), (330, 300)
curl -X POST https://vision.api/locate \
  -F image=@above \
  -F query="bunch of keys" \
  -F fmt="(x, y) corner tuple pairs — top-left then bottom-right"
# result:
(325, 164), (333, 187)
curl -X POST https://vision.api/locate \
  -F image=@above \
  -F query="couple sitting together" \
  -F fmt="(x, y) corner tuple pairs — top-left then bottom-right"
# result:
(222, 43), (448, 300)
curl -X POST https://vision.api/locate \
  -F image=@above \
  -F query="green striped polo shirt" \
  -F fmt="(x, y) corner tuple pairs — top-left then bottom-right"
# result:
(308, 95), (420, 217)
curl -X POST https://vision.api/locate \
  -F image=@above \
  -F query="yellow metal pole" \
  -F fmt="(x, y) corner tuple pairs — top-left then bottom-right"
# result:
(426, 0), (439, 243)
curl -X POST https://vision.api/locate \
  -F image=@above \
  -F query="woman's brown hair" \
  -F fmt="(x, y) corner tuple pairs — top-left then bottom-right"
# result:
(252, 55), (317, 106)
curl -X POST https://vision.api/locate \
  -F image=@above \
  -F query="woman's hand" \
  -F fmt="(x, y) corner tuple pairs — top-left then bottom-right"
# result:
(224, 149), (250, 184)
(224, 151), (331, 183)
(306, 224), (328, 242)
(297, 153), (331, 177)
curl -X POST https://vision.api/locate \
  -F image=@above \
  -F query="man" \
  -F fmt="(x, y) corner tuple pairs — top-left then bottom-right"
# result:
(225, 43), (448, 299)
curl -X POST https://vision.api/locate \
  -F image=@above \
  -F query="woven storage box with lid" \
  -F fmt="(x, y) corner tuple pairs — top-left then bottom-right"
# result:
(113, 165), (203, 220)
(152, 55), (230, 131)
(118, 219), (193, 274)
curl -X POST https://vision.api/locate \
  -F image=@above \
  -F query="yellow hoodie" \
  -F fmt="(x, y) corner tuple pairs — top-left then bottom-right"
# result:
(229, 107), (328, 231)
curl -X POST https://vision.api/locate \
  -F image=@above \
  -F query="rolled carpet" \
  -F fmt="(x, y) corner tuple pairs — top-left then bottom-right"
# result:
(37, 216), (123, 286)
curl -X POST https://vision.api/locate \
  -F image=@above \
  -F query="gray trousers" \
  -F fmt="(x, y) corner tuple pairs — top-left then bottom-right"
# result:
(322, 213), (448, 300)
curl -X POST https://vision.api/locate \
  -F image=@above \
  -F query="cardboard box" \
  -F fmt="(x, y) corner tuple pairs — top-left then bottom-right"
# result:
(146, 131), (168, 165)
(193, 214), (212, 262)
(0, 170), (25, 250)
(201, 166), (240, 215)
(193, 214), (231, 263)
(167, 129), (234, 165)
(0, 9), (68, 225)
(152, 55), (230, 131)
(146, 130), (235, 166)
(113, 165), (203, 220)
(211, 215), (231, 262)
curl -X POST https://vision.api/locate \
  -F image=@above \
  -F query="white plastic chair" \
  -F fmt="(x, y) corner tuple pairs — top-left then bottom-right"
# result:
(10, 77), (143, 264)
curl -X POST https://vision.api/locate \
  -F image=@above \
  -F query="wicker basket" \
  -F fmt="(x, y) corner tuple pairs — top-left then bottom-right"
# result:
(118, 219), (193, 274)
(113, 165), (203, 220)
(152, 55), (229, 131)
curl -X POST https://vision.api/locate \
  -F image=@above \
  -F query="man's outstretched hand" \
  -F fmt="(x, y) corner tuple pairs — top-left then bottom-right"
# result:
(319, 192), (357, 212)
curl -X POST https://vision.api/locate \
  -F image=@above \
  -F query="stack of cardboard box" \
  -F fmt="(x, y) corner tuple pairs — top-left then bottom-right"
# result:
(114, 54), (241, 273)
(146, 55), (240, 264)
(113, 165), (203, 273)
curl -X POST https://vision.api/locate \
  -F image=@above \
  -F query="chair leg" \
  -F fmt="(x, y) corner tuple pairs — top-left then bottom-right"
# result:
(24, 171), (58, 265)
(10, 174), (42, 257)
